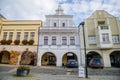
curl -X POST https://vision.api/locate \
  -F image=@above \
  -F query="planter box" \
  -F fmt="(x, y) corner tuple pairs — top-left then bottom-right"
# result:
(17, 70), (30, 76)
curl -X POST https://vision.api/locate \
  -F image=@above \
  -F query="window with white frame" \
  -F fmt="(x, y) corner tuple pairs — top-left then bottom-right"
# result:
(70, 37), (75, 45)
(102, 33), (110, 43)
(30, 32), (35, 40)
(112, 35), (119, 43)
(44, 36), (48, 45)
(62, 37), (67, 45)
(3, 32), (7, 40)
(9, 32), (13, 40)
(100, 26), (109, 30)
(24, 32), (28, 40)
(88, 36), (96, 44)
(52, 36), (56, 45)
(16, 32), (21, 40)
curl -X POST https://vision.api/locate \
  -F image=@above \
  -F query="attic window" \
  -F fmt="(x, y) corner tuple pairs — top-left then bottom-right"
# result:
(98, 21), (105, 25)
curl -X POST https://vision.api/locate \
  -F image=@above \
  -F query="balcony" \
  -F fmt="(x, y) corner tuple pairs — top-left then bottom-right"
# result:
(97, 25), (113, 49)
(97, 41), (113, 49)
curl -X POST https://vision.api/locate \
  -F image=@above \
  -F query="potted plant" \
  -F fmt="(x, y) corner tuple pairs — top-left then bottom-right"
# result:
(6, 40), (12, 45)
(28, 40), (34, 45)
(14, 40), (20, 45)
(22, 40), (28, 45)
(0, 40), (6, 45)
(16, 66), (30, 76)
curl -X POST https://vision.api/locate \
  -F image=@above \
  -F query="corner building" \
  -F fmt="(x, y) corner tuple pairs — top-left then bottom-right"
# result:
(37, 5), (80, 66)
(80, 10), (120, 67)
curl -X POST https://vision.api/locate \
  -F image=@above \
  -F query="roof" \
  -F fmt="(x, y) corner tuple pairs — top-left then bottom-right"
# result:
(87, 10), (115, 19)
(0, 13), (6, 19)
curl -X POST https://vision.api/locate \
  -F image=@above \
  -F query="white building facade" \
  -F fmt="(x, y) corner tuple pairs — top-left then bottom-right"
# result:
(37, 5), (80, 66)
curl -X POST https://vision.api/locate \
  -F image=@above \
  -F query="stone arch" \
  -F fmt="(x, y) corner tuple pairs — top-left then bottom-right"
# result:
(0, 50), (10, 64)
(87, 51), (102, 66)
(62, 52), (77, 66)
(9, 50), (20, 65)
(41, 52), (56, 66)
(20, 50), (37, 66)
(110, 50), (120, 67)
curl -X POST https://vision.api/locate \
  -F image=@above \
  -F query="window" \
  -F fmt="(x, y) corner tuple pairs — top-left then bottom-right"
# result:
(62, 23), (65, 27)
(102, 33), (110, 43)
(62, 37), (67, 45)
(3, 32), (7, 40)
(70, 37), (75, 45)
(9, 32), (13, 40)
(98, 21), (105, 25)
(30, 32), (35, 40)
(112, 35), (119, 43)
(44, 36), (48, 45)
(88, 36), (96, 44)
(24, 32), (28, 40)
(54, 23), (56, 27)
(100, 26), (109, 30)
(52, 36), (56, 45)
(16, 32), (21, 40)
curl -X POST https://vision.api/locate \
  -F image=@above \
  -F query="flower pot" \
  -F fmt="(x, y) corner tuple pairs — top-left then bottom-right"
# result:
(17, 70), (30, 76)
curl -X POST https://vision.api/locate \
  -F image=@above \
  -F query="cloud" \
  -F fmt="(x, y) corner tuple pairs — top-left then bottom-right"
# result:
(0, 0), (120, 25)
(0, 0), (57, 21)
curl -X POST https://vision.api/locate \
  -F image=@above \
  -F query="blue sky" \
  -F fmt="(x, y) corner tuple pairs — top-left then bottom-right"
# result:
(0, 0), (120, 26)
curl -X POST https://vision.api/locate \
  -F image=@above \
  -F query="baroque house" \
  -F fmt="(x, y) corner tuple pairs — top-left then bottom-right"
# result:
(37, 5), (80, 66)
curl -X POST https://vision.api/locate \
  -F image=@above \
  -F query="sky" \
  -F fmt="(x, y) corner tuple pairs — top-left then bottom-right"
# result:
(0, 0), (120, 26)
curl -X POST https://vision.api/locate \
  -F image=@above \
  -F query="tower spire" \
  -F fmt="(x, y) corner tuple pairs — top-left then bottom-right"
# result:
(55, 4), (64, 15)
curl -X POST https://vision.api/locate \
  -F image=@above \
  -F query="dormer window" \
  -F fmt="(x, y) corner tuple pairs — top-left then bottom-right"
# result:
(54, 23), (56, 27)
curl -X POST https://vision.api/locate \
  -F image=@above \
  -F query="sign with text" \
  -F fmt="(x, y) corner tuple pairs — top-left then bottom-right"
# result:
(78, 66), (85, 77)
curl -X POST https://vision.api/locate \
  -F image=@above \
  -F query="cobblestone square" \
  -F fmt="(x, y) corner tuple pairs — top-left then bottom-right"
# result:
(0, 64), (120, 80)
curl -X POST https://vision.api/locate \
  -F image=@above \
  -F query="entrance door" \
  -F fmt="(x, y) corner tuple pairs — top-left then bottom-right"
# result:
(49, 56), (56, 65)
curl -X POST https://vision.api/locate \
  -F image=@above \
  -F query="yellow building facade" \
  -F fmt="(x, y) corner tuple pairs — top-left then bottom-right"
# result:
(0, 14), (42, 65)
(80, 10), (120, 67)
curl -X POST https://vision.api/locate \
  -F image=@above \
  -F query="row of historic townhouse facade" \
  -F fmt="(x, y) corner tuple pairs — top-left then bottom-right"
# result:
(0, 6), (120, 67)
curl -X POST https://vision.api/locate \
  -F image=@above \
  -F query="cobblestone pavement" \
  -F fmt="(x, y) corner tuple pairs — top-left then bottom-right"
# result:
(30, 66), (120, 76)
(0, 64), (120, 80)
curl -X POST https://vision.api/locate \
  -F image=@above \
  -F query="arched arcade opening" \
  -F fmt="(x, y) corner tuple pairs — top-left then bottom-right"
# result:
(87, 51), (102, 66)
(62, 52), (77, 66)
(0, 50), (10, 64)
(41, 52), (56, 66)
(20, 51), (37, 66)
(110, 51), (120, 67)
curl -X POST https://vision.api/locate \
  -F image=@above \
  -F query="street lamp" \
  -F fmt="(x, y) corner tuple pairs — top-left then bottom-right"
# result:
(79, 21), (88, 78)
